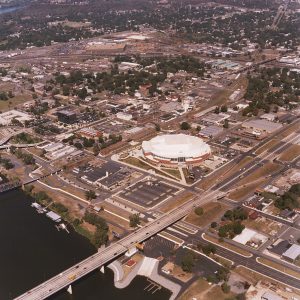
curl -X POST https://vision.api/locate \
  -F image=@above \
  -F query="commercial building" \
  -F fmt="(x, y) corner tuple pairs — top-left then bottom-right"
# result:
(282, 244), (300, 262)
(242, 119), (282, 134)
(57, 109), (77, 124)
(78, 127), (102, 139)
(0, 109), (32, 126)
(142, 134), (211, 167)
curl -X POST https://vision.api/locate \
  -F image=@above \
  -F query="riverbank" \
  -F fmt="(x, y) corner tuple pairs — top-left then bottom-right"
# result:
(0, 189), (171, 300)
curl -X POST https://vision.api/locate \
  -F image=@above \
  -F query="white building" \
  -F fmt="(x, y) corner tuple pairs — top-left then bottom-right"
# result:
(116, 112), (133, 121)
(0, 109), (32, 126)
(142, 134), (211, 167)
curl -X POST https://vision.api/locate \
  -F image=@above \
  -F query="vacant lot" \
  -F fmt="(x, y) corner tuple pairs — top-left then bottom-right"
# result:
(278, 144), (300, 162)
(185, 202), (228, 228)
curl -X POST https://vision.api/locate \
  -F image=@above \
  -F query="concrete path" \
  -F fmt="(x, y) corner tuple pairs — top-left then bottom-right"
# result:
(108, 258), (181, 300)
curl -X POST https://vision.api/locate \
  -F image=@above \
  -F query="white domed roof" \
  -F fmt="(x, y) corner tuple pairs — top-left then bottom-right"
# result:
(142, 134), (211, 159)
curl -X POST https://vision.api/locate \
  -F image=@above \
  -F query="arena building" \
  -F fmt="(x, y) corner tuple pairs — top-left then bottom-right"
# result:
(142, 134), (211, 167)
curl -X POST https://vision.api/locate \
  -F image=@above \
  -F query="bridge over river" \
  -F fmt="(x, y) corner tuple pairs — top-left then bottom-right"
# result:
(14, 189), (221, 300)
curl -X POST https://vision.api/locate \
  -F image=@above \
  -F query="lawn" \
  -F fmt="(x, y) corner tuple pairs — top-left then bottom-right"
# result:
(185, 202), (228, 228)
(160, 192), (194, 213)
(229, 178), (267, 201)
(0, 93), (33, 111)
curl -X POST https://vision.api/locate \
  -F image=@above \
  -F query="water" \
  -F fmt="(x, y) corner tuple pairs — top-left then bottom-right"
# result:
(0, 6), (21, 15)
(0, 189), (171, 300)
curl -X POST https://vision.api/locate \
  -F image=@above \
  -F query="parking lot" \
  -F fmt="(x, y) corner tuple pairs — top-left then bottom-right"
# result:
(118, 178), (180, 208)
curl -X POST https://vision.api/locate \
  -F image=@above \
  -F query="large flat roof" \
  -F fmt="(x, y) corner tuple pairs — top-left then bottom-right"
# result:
(142, 134), (211, 159)
(242, 119), (282, 133)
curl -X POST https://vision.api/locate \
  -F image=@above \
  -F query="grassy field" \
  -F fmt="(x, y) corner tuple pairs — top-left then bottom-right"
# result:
(161, 167), (182, 179)
(229, 178), (267, 201)
(278, 144), (300, 162)
(0, 93), (32, 111)
(255, 139), (280, 155)
(122, 156), (152, 170)
(160, 192), (194, 213)
(185, 202), (228, 228)
(203, 234), (252, 257)
(257, 257), (300, 279)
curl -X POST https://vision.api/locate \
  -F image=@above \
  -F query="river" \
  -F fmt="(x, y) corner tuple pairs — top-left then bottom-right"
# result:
(0, 189), (171, 300)
(0, 6), (21, 15)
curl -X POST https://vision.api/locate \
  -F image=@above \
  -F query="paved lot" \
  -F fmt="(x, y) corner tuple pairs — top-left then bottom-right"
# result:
(118, 179), (179, 208)
(144, 236), (176, 258)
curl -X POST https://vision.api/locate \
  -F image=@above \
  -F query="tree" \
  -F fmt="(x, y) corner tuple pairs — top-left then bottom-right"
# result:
(93, 226), (109, 247)
(202, 243), (216, 256)
(220, 105), (228, 113)
(181, 251), (195, 273)
(211, 221), (218, 228)
(85, 190), (96, 201)
(129, 213), (140, 228)
(93, 143), (100, 156)
(214, 106), (220, 114)
(194, 207), (204, 216)
(221, 282), (230, 293)
(223, 119), (229, 129)
(180, 122), (191, 130)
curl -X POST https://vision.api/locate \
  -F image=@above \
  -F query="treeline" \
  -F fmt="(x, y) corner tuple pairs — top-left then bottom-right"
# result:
(275, 184), (300, 211)
(243, 67), (300, 116)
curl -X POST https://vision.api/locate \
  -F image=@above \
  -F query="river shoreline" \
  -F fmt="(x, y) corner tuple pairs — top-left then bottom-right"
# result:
(0, 189), (171, 300)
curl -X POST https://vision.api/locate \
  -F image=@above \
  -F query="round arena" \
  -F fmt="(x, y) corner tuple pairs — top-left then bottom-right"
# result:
(142, 134), (211, 167)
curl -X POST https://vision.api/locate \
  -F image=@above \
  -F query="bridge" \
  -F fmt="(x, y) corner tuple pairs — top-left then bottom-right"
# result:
(14, 188), (221, 300)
